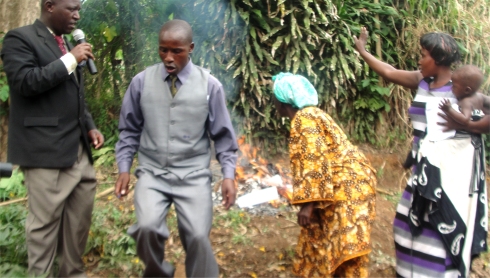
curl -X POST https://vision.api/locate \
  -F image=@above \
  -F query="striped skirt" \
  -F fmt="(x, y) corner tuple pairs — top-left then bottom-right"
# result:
(394, 184), (459, 277)
(393, 136), (488, 277)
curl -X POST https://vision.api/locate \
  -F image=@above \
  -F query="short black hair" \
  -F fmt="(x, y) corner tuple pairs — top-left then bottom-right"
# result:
(160, 20), (193, 43)
(420, 33), (460, 67)
(41, 0), (56, 6)
(41, 0), (57, 11)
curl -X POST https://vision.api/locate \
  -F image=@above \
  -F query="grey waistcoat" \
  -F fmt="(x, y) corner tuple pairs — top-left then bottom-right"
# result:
(137, 63), (211, 180)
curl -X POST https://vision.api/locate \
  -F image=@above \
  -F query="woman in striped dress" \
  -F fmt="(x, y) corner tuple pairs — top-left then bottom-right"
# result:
(354, 27), (489, 277)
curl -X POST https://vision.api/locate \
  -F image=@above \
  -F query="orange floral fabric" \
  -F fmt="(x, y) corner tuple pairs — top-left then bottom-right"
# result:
(289, 107), (376, 277)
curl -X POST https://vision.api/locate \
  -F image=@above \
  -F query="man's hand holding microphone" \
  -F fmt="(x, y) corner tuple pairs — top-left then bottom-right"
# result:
(71, 29), (97, 75)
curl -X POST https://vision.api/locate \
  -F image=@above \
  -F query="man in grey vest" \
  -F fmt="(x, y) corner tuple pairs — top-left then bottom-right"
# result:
(114, 19), (238, 277)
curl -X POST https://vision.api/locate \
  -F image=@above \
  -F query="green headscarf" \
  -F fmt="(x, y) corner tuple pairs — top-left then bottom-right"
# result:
(272, 72), (318, 109)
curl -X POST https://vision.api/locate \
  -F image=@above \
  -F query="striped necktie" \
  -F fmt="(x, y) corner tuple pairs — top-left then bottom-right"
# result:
(54, 35), (67, 55)
(169, 75), (178, 97)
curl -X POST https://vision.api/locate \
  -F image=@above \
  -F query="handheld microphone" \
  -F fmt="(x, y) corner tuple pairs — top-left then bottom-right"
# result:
(0, 162), (12, 178)
(72, 29), (98, 75)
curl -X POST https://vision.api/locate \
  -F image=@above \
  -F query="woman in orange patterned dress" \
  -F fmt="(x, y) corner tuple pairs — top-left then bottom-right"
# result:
(272, 73), (377, 277)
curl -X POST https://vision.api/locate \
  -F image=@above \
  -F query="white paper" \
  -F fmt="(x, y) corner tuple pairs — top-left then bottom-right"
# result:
(261, 174), (283, 187)
(236, 186), (280, 208)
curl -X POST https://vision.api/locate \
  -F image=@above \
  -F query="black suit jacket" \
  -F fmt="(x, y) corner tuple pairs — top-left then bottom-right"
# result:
(1, 19), (96, 168)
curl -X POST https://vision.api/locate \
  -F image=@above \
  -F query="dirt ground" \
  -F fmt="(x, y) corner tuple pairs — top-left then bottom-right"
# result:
(87, 145), (490, 277)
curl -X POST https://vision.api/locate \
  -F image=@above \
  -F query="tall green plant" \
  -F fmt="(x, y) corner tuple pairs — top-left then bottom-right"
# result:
(0, 169), (25, 201)
(0, 204), (28, 277)
(188, 0), (402, 151)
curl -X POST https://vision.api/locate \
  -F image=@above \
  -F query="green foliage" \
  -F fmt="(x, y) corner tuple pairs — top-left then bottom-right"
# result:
(214, 209), (251, 230)
(188, 0), (404, 151)
(231, 234), (251, 245)
(85, 94), (120, 146)
(186, 0), (490, 155)
(400, 0), (490, 87)
(0, 204), (28, 277)
(0, 0), (488, 159)
(74, 0), (490, 158)
(86, 201), (142, 275)
(383, 191), (403, 206)
(0, 36), (8, 108)
(92, 136), (118, 168)
(0, 198), (142, 277)
(0, 77), (8, 102)
(0, 169), (25, 201)
(214, 209), (251, 246)
(78, 0), (176, 151)
(349, 78), (392, 144)
(93, 146), (115, 168)
(0, 62), (9, 117)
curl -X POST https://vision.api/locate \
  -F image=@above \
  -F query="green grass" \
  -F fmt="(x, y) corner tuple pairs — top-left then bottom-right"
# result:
(0, 204), (28, 276)
(214, 209), (251, 231)
(383, 191), (402, 206)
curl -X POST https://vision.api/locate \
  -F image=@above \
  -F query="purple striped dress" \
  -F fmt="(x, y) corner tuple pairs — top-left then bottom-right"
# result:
(393, 78), (489, 277)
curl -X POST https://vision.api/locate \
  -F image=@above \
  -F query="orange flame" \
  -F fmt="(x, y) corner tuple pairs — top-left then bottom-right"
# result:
(235, 136), (293, 203)
(269, 199), (280, 208)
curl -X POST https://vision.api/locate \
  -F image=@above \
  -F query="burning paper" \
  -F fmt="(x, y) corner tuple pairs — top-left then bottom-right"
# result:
(261, 175), (283, 187)
(236, 186), (280, 208)
(231, 136), (294, 209)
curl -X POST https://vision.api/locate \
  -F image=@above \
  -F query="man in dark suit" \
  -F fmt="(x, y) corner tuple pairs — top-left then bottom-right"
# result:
(1, 0), (104, 276)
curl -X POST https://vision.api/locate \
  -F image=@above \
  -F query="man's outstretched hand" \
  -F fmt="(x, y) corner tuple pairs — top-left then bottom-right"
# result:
(115, 172), (130, 199)
(88, 129), (104, 149)
(221, 178), (236, 210)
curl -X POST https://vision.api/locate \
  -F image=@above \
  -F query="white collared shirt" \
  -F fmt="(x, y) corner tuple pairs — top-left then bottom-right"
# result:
(46, 27), (77, 75)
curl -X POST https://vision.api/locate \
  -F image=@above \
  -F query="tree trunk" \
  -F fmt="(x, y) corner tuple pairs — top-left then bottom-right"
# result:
(0, 0), (39, 160)
(0, 0), (39, 34)
(119, 0), (143, 83)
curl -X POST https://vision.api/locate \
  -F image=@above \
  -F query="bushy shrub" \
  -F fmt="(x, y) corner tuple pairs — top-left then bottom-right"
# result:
(0, 204), (28, 276)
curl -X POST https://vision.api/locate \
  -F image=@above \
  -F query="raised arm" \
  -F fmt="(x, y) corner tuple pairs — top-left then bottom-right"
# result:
(353, 27), (423, 90)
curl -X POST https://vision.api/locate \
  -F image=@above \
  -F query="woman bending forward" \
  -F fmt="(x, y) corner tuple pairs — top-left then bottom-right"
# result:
(272, 73), (377, 277)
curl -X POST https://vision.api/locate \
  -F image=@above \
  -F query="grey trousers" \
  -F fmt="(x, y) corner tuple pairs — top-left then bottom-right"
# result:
(128, 168), (218, 278)
(24, 143), (96, 277)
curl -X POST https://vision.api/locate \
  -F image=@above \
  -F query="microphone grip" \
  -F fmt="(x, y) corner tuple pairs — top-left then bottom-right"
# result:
(87, 59), (98, 75)
(76, 38), (98, 75)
